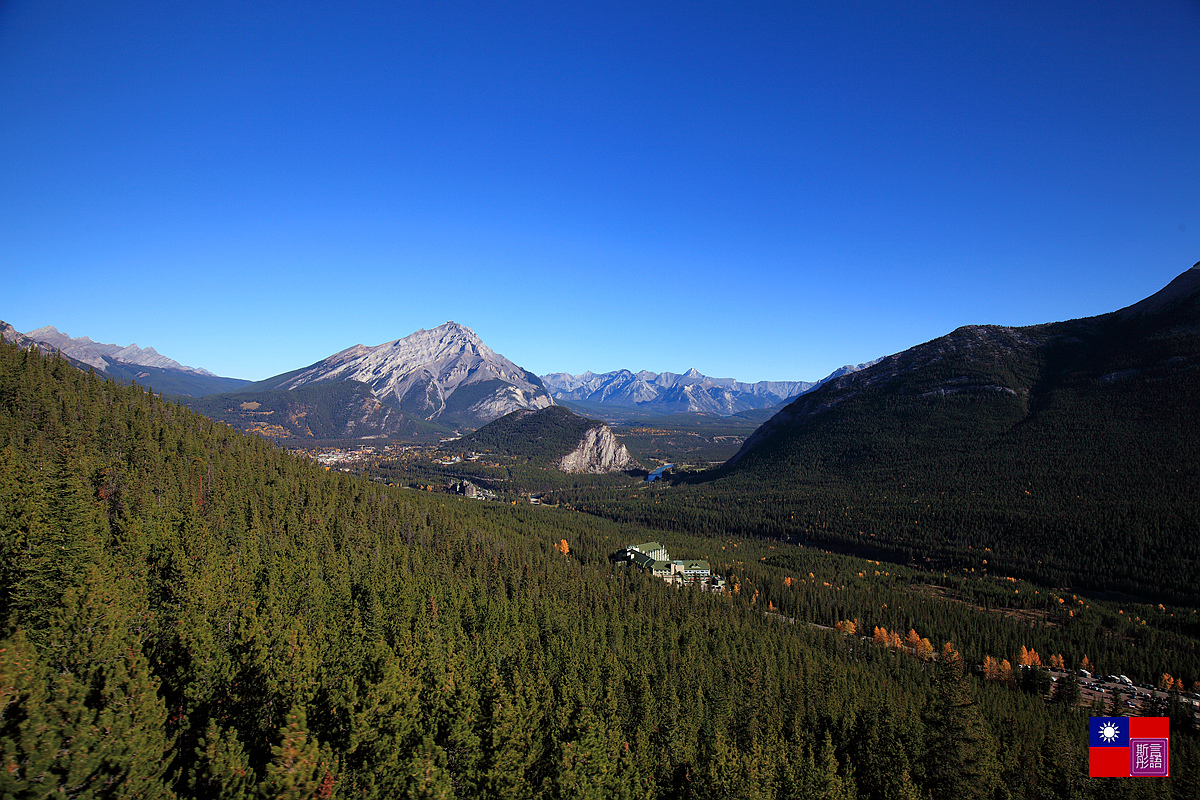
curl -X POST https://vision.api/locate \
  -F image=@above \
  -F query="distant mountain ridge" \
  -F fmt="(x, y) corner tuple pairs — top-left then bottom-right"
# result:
(541, 362), (878, 416)
(701, 261), (1200, 602)
(1, 322), (251, 397)
(253, 322), (554, 427)
(2, 318), (554, 437)
(730, 264), (1200, 467)
(26, 325), (215, 375)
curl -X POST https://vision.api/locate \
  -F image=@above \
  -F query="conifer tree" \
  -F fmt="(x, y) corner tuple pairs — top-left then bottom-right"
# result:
(1, 564), (174, 798)
(10, 443), (104, 634)
(481, 673), (543, 800)
(922, 643), (1000, 800)
(544, 698), (639, 800)
(260, 704), (337, 800)
(0, 629), (62, 796)
(338, 639), (422, 798)
(405, 735), (453, 799)
(813, 729), (853, 800)
(191, 720), (256, 800)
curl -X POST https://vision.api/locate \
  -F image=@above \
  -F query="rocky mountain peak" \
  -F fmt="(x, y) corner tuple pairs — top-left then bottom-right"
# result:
(1116, 264), (1200, 321)
(540, 367), (838, 416)
(261, 322), (552, 426)
(1, 321), (39, 350)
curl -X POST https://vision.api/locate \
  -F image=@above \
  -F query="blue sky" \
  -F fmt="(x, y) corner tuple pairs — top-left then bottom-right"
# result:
(2, 1), (1197, 382)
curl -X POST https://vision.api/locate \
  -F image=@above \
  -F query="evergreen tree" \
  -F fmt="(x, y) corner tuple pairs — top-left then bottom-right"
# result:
(338, 639), (422, 799)
(259, 705), (337, 800)
(191, 720), (257, 800)
(815, 729), (856, 800)
(922, 643), (1000, 800)
(10, 443), (104, 634)
(404, 735), (452, 800)
(0, 565), (174, 798)
(545, 702), (635, 800)
(480, 673), (542, 800)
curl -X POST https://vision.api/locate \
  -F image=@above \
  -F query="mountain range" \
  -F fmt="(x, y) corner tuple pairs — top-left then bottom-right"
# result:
(594, 261), (1200, 602)
(26, 325), (214, 374)
(729, 263), (1200, 470)
(0, 322), (252, 397)
(1, 318), (834, 440)
(541, 363), (876, 417)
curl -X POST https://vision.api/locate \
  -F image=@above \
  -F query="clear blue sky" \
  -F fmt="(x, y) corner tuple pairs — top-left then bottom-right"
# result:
(3, 1), (1197, 382)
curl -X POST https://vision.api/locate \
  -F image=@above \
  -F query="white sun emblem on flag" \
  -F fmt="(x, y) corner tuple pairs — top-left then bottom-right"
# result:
(1099, 722), (1121, 743)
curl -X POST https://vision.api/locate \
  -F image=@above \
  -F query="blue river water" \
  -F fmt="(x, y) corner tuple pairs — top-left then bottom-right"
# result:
(645, 463), (674, 482)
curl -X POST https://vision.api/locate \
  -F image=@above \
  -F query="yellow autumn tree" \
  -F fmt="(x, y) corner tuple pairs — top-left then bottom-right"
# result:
(982, 655), (999, 681)
(999, 659), (1014, 685)
(917, 638), (935, 661)
(556, 539), (569, 556)
(906, 629), (921, 649)
(874, 626), (889, 646)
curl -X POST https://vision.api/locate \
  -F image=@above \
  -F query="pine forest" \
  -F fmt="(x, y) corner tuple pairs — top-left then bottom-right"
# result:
(2, 341), (1198, 799)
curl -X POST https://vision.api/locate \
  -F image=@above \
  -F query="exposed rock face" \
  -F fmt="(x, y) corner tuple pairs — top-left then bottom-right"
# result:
(258, 322), (553, 425)
(463, 384), (553, 423)
(1, 321), (40, 350)
(461, 406), (640, 473)
(558, 424), (639, 474)
(24, 325), (213, 374)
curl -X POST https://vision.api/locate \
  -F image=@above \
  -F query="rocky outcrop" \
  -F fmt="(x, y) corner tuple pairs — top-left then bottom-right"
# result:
(461, 406), (640, 473)
(0, 321), (40, 350)
(558, 425), (638, 474)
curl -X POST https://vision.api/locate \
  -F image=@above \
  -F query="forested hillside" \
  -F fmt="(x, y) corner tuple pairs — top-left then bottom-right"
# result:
(580, 270), (1200, 605)
(459, 406), (608, 462)
(182, 381), (449, 442)
(1, 341), (1197, 798)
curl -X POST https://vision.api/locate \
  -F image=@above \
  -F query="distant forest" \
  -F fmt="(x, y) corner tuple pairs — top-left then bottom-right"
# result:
(575, 338), (1200, 606)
